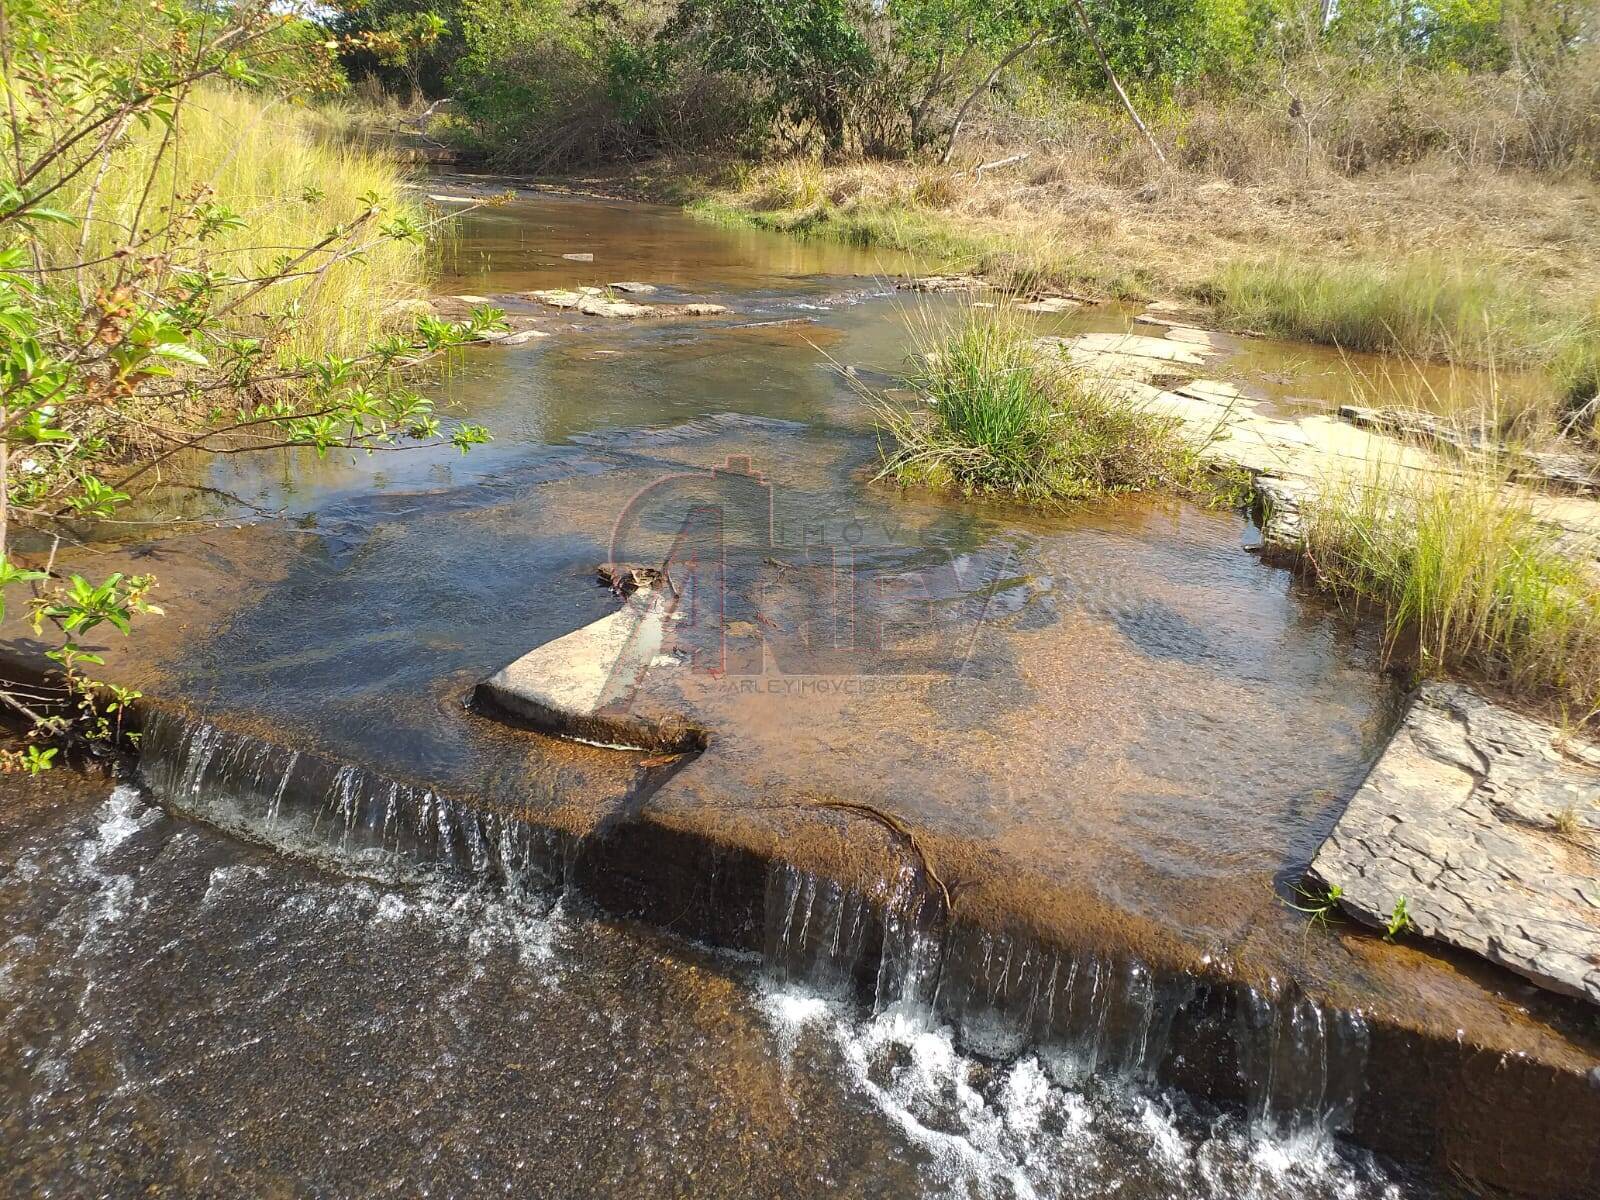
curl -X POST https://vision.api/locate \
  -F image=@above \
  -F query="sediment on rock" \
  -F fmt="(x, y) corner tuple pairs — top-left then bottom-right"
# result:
(524, 287), (729, 319)
(1339, 403), (1600, 496)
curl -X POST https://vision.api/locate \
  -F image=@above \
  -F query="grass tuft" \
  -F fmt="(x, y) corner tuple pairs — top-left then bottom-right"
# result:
(871, 303), (1215, 505)
(1303, 457), (1600, 720)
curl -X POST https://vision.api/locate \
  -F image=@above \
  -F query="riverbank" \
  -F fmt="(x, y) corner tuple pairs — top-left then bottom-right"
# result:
(561, 155), (1600, 422)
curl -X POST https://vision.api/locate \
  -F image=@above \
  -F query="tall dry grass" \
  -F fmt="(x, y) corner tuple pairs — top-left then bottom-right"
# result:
(47, 87), (426, 357)
(1206, 256), (1600, 420)
(1304, 456), (1600, 721)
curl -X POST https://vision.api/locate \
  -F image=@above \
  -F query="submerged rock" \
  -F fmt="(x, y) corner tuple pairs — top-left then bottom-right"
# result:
(610, 281), (657, 294)
(1019, 296), (1081, 313)
(1311, 682), (1600, 1007)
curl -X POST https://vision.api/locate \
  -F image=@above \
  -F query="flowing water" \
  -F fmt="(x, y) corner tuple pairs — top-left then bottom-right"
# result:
(0, 768), (1428, 1199)
(0, 184), (1544, 1196)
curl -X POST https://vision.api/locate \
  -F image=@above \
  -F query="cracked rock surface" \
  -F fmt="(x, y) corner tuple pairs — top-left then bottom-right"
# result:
(1311, 682), (1600, 1005)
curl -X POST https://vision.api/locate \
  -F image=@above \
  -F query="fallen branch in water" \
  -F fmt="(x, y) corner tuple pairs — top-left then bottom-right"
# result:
(804, 796), (954, 916)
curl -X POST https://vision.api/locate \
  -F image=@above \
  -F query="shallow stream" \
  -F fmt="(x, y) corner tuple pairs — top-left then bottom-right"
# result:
(0, 777), (1427, 1198)
(0, 184), (1552, 1197)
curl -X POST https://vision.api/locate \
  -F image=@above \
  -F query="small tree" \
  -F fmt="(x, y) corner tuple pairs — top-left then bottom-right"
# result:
(365, 9), (450, 104)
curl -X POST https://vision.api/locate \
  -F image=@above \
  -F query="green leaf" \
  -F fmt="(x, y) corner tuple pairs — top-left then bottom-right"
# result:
(148, 341), (210, 367)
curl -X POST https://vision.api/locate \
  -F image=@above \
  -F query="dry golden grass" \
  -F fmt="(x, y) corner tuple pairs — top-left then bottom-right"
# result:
(671, 146), (1600, 426)
(694, 153), (1600, 317)
(47, 88), (427, 358)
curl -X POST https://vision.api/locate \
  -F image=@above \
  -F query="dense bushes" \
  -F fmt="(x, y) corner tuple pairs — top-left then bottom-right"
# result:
(335, 0), (1599, 177)
(446, 0), (761, 169)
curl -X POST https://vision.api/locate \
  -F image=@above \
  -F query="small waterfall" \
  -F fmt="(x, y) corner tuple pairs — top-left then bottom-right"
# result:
(136, 712), (1377, 1150)
(763, 861), (921, 996)
(763, 861), (1375, 1141)
(1236, 985), (1370, 1145)
(762, 864), (1190, 1077)
(137, 710), (568, 892)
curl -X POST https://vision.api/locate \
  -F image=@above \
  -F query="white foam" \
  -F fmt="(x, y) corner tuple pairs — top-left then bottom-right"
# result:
(755, 978), (1406, 1200)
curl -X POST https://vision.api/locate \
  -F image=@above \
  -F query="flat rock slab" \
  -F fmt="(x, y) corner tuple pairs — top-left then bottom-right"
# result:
(1137, 298), (1215, 329)
(1018, 296), (1081, 313)
(475, 590), (696, 751)
(1312, 682), (1600, 1006)
(527, 288), (655, 318)
(897, 274), (985, 292)
(1070, 331), (1217, 364)
(1037, 332), (1219, 384)
(476, 328), (550, 346)
(1341, 404), (1600, 497)
(525, 287), (728, 320)
(1162, 325), (1231, 351)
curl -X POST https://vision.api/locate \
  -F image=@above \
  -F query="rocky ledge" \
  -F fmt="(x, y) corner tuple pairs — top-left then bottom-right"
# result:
(1311, 682), (1600, 1006)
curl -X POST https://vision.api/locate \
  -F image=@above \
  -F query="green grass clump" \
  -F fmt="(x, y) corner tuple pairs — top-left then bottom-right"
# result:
(43, 87), (426, 357)
(688, 196), (1140, 301)
(1206, 256), (1600, 423)
(1206, 256), (1530, 362)
(872, 304), (1212, 504)
(1551, 333), (1600, 420)
(1304, 460), (1600, 719)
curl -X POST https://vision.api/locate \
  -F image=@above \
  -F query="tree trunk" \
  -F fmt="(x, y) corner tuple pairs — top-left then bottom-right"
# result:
(940, 31), (1047, 165)
(1070, 0), (1167, 165)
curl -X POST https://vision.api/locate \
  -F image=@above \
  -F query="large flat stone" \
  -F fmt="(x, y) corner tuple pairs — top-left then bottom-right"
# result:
(1312, 683), (1600, 1006)
(475, 590), (699, 751)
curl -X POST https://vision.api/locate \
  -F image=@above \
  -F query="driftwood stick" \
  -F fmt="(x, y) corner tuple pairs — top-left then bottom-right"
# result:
(972, 151), (1030, 178)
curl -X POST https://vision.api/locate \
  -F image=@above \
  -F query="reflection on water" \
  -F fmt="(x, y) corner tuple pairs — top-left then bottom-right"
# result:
(0, 186), (1538, 1196)
(432, 189), (922, 294)
(72, 189), (1411, 963)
